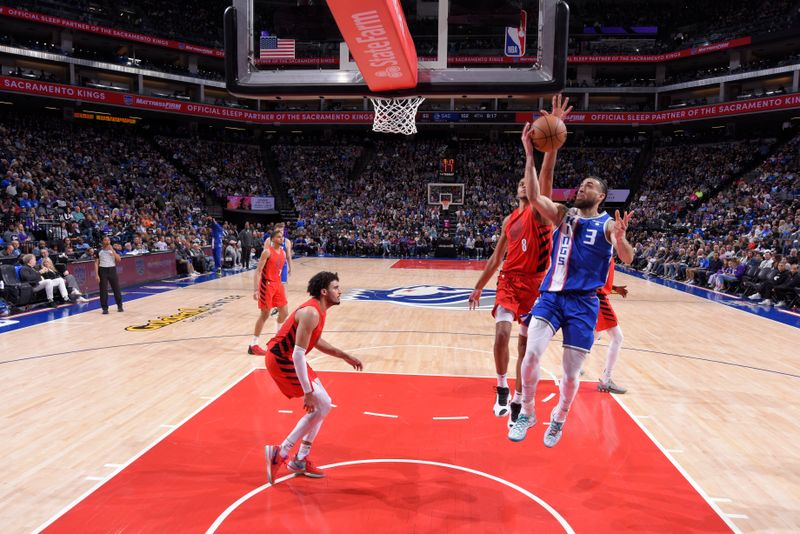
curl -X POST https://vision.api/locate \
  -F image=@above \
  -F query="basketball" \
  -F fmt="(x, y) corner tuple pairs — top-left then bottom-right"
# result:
(530, 115), (567, 152)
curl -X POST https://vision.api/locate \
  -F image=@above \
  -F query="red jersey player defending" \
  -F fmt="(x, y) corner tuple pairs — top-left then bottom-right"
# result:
(249, 229), (290, 355)
(265, 271), (363, 481)
(469, 95), (572, 427)
(595, 258), (628, 394)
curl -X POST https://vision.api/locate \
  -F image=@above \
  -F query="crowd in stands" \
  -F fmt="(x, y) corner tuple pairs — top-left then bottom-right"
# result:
(0, 111), (224, 308)
(628, 132), (800, 309)
(271, 136), (641, 258)
(156, 136), (271, 202)
(632, 139), (770, 230)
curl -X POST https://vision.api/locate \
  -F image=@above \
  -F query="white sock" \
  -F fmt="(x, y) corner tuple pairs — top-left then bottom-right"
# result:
(511, 390), (522, 404)
(297, 441), (312, 460)
(251, 335), (259, 346)
(279, 439), (293, 458)
(497, 374), (508, 388)
(602, 326), (624, 382)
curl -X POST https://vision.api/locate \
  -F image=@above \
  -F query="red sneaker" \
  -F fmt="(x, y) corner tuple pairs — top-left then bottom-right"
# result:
(287, 456), (326, 478)
(248, 345), (266, 355)
(265, 445), (286, 484)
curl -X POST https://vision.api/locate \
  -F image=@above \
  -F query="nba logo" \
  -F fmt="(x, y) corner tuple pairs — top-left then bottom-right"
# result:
(504, 10), (527, 58)
(123, 95), (133, 105)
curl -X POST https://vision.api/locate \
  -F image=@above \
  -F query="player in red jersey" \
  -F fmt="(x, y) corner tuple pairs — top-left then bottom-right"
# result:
(469, 94), (572, 427)
(264, 271), (363, 481)
(248, 229), (289, 355)
(595, 258), (628, 394)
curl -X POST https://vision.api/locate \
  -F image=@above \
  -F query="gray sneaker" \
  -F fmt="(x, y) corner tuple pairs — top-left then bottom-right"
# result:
(598, 379), (627, 394)
(544, 409), (566, 448)
(508, 412), (536, 442)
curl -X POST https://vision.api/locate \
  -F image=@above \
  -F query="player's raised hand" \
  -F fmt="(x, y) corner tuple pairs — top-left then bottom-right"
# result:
(614, 210), (634, 241)
(468, 288), (482, 310)
(521, 122), (535, 158)
(343, 354), (363, 371)
(541, 94), (573, 121)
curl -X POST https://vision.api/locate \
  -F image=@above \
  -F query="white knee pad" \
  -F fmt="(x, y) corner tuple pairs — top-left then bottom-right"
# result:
(494, 305), (515, 324)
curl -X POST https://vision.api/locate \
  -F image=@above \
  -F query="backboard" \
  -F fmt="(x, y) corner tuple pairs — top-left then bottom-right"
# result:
(224, 0), (569, 99)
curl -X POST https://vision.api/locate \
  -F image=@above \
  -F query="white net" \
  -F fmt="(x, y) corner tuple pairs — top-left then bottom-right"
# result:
(369, 96), (425, 135)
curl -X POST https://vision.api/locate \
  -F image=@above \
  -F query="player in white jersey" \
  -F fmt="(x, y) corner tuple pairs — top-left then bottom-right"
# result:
(508, 121), (635, 448)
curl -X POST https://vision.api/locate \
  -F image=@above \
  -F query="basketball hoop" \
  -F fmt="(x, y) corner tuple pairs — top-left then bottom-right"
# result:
(440, 198), (451, 211)
(369, 96), (425, 135)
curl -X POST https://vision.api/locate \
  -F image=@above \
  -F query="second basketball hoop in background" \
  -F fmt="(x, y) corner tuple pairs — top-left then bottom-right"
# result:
(530, 115), (567, 152)
(370, 96), (426, 135)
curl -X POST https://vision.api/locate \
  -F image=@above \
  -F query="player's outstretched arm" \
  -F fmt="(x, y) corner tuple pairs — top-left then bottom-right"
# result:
(253, 247), (270, 298)
(522, 123), (567, 226)
(293, 306), (321, 413)
(469, 216), (510, 310)
(608, 210), (635, 265)
(538, 94), (572, 198)
(315, 338), (363, 370)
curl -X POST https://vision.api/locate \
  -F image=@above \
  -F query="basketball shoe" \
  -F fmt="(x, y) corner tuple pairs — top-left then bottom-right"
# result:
(507, 412), (536, 442)
(493, 386), (510, 417)
(248, 345), (266, 355)
(598, 378), (627, 394)
(287, 456), (325, 478)
(544, 408), (566, 448)
(508, 401), (522, 428)
(265, 445), (286, 484)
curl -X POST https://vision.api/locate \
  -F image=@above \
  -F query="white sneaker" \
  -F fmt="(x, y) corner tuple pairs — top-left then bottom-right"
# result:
(543, 408), (566, 448)
(776, 301), (787, 308)
(748, 293), (761, 300)
(508, 412), (536, 442)
(76, 296), (89, 303)
(760, 299), (772, 306)
(493, 387), (510, 417)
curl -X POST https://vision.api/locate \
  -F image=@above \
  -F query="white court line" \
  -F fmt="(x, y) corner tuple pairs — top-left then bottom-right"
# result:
(432, 416), (469, 420)
(726, 514), (749, 520)
(103, 464), (123, 468)
(611, 395), (742, 534)
(542, 393), (555, 402)
(33, 369), (254, 534)
(205, 459), (575, 534)
(363, 411), (399, 419)
(277, 410), (293, 414)
(84, 476), (105, 481)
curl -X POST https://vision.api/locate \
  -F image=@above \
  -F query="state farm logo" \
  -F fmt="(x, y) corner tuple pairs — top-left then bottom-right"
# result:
(351, 10), (402, 76)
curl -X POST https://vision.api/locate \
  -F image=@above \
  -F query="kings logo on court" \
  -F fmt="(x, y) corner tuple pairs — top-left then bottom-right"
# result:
(342, 285), (496, 310)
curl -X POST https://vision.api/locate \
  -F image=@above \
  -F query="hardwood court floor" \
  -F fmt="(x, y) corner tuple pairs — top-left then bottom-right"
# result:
(1, 257), (799, 533)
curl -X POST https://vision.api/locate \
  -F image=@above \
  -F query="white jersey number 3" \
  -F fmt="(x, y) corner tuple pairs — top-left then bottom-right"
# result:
(583, 229), (598, 246)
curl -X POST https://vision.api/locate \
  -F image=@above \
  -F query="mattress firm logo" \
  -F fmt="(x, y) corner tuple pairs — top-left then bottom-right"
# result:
(351, 10), (402, 78)
(125, 295), (242, 331)
(342, 285), (497, 311)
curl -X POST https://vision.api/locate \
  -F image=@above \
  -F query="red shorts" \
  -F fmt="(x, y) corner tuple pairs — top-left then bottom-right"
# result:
(266, 351), (318, 398)
(258, 280), (287, 310)
(596, 292), (619, 333)
(492, 271), (544, 323)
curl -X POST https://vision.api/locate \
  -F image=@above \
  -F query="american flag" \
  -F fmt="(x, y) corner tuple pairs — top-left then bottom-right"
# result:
(259, 32), (295, 59)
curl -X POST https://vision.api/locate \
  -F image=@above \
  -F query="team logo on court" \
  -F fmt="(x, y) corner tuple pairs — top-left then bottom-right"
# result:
(125, 295), (242, 331)
(342, 285), (495, 310)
